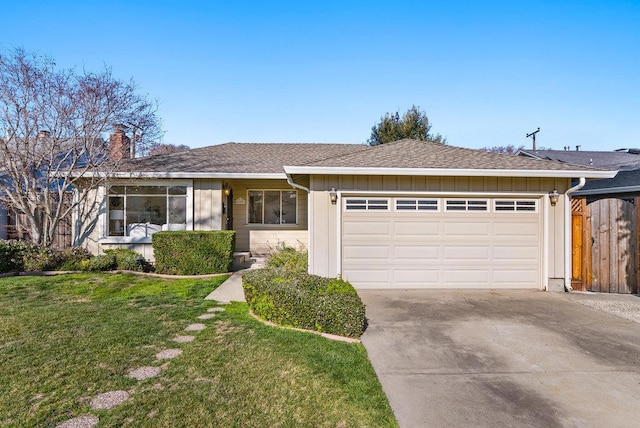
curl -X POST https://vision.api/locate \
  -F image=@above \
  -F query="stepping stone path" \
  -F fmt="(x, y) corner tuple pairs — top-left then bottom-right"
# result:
(90, 390), (130, 410)
(61, 304), (223, 424)
(56, 415), (98, 428)
(127, 366), (161, 380)
(173, 335), (195, 343)
(185, 323), (206, 331)
(156, 348), (183, 359)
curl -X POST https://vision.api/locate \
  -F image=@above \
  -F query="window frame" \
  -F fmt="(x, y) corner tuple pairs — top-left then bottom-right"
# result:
(493, 199), (538, 213)
(394, 198), (440, 212)
(100, 180), (193, 243)
(444, 198), (489, 212)
(246, 189), (298, 225)
(344, 198), (391, 212)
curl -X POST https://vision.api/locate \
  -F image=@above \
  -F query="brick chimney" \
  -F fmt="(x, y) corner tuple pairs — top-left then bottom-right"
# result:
(109, 126), (131, 161)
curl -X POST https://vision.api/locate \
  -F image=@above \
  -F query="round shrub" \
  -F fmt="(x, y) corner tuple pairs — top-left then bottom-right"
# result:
(243, 268), (366, 338)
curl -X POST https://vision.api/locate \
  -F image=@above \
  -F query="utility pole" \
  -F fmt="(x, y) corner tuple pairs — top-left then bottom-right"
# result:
(526, 127), (540, 150)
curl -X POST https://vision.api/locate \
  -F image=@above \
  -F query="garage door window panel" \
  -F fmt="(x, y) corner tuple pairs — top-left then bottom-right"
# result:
(494, 200), (537, 212)
(445, 199), (488, 212)
(395, 199), (439, 211)
(344, 198), (390, 211)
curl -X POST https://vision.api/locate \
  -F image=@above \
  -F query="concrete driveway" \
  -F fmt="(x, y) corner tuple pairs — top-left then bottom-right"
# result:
(358, 290), (640, 428)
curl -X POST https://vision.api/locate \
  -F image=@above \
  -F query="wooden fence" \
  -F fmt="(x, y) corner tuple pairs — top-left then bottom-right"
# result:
(572, 197), (639, 294)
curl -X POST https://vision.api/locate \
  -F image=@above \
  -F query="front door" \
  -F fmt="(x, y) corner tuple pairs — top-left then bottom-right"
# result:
(225, 189), (234, 230)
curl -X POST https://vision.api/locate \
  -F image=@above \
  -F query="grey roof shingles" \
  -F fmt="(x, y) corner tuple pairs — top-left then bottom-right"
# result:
(303, 140), (606, 172)
(518, 149), (640, 171)
(116, 142), (369, 174)
(115, 139), (608, 175)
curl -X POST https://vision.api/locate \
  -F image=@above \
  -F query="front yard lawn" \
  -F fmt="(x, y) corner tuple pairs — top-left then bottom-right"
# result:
(0, 273), (396, 427)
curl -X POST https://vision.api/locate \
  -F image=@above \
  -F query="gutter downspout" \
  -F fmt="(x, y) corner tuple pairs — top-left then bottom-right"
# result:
(564, 177), (586, 291)
(286, 173), (310, 194)
(286, 173), (311, 274)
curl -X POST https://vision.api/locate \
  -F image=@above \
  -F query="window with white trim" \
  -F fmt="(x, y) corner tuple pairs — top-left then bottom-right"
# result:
(344, 198), (390, 211)
(395, 199), (439, 211)
(108, 185), (187, 237)
(445, 199), (488, 212)
(494, 200), (537, 212)
(248, 190), (297, 224)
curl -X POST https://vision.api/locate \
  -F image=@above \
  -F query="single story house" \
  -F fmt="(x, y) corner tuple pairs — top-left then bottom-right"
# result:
(518, 148), (640, 293)
(74, 138), (615, 291)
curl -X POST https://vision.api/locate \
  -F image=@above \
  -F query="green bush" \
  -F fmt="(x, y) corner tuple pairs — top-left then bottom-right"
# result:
(0, 240), (30, 273)
(266, 244), (308, 273)
(104, 248), (149, 272)
(22, 246), (62, 271)
(80, 254), (117, 272)
(242, 269), (365, 338)
(57, 247), (92, 270)
(0, 241), (91, 273)
(152, 231), (235, 275)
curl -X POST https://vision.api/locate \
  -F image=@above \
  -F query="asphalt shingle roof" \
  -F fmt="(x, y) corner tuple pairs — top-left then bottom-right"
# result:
(116, 142), (369, 174)
(115, 140), (608, 175)
(303, 140), (606, 172)
(518, 149), (640, 170)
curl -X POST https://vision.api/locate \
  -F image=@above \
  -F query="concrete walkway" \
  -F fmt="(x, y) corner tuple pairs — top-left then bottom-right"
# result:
(204, 255), (265, 303)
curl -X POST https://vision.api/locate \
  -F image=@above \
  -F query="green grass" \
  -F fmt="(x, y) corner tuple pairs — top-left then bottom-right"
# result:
(0, 273), (396, 427)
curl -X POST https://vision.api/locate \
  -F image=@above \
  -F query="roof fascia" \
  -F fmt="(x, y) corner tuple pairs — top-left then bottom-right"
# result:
(573, 185), (640, 196)
(77, 172), (288, 179)
(283, 166), (617, 179)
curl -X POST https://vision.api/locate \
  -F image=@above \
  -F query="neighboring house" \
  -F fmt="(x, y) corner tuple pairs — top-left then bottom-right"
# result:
(75, 139), (614, 291)
(518, 148), (640, 293)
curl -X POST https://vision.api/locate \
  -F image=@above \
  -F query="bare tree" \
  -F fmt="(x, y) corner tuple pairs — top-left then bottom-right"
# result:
(480, 145), (524, 155)
(148, 143), (190, 156)
(0, 48), (162, 246)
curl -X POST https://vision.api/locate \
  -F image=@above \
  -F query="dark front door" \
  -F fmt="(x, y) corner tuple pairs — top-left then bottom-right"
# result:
(225, 189), (233, 230)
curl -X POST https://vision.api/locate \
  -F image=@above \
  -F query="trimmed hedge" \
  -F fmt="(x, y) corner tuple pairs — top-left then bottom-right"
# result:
(243, 269), (366, 338)
(152, 231), (235, 275)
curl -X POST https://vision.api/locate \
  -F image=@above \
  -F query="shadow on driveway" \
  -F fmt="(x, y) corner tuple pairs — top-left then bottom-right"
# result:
(358, 289), (640, 428)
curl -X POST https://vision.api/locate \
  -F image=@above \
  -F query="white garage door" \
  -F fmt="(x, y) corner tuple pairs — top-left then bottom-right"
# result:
(341, 197), (543, 289)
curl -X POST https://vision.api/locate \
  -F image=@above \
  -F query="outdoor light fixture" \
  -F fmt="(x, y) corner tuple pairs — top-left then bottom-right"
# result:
(549, 189), (560, 206)
(329, 187), (338, 205)
(223, 183), (231, 196)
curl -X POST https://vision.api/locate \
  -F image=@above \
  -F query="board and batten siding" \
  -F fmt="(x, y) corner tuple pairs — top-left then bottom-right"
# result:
(308, 174), (570, 287)
(219, 179), (308, 253)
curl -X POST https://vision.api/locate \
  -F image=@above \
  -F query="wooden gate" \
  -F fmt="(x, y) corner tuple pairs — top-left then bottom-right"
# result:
(571, 198), (591, 291)
(589, 198), (639, 293)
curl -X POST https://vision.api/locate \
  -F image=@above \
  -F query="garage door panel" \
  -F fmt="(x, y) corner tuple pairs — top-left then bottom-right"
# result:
(343, 245), (390, 260)
(393, 246), (440, 260)
(493, 270), (540, 286)
(342, 197), (542, 289)
(443, 269), (490, 284)
(444, 222), (490, 236)
(494, 222), (539, 236)
(493, 246), (539, 261)
(444, 246), (491, 260)
(343, 270), (391, 288)
(394, 221), (440, 236)
(343, 221), (391, 237)
(393, 270), (441, 286)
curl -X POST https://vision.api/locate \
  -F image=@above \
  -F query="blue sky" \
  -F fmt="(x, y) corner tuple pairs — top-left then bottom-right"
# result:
(2, 0), (638, 151)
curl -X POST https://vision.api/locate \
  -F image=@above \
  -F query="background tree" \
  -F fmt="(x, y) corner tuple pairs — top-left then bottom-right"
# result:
(0, 48), (162, 246)
(367, 105), (446, 146)
(148, 143), (190, 156)
(480, 145), (524, 155)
